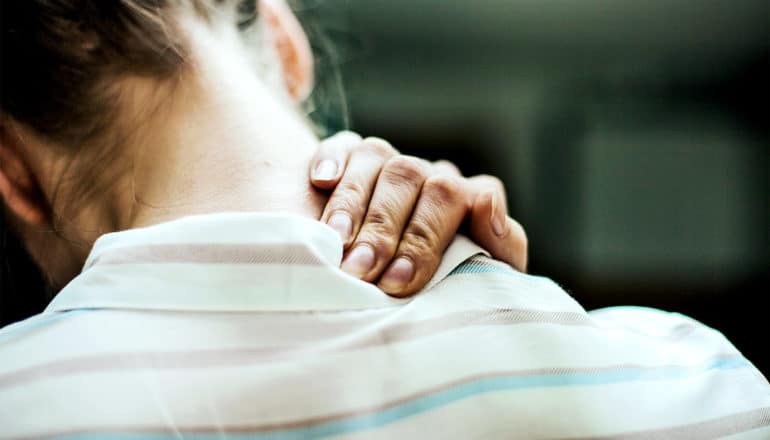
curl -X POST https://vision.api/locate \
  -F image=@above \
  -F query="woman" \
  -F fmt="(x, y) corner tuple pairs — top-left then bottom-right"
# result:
(0, 0), (527, 297)
(1, 1), (767, 439)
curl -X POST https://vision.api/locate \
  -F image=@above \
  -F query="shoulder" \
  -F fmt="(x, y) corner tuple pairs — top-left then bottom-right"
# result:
(589, 305), (749, 358)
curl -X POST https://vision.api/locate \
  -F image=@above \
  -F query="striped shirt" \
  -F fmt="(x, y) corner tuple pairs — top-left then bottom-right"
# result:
(0, 212), (767, 439)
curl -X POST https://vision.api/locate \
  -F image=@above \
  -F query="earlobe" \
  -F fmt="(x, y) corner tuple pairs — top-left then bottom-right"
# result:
(259, 0), (314, 102)
(0, 129), (49, 226)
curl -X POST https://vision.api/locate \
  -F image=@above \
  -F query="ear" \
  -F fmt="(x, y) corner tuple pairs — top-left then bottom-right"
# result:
(0, 125), (49, 226)
(259, 0), (314, 102)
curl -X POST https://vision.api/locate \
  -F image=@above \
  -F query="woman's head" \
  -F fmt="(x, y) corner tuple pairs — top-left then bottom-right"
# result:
(0, 0), (319, 287)
(1, 0), (312, 143)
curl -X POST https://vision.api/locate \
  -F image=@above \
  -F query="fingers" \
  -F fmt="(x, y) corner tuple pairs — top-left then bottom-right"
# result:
(431, 160), (462, 177)
(310, 131), (363, 189)
(377, 174), (469, 297)
(319, 137), (398, 247)
(314, 131), (528, 296)
(465, 175), (528, 272)
(340, 155), (430, 281)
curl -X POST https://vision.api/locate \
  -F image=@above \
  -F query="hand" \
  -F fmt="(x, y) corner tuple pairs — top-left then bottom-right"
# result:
(310, 131), (528, 297)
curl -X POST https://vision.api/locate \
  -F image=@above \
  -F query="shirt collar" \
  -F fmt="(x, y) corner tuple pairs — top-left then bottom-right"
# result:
(46, 212), (488, 313)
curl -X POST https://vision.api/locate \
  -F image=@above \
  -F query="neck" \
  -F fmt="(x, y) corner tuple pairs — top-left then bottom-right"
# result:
(19, 78), (327, 290)
(14, 16), (330, 289)
(113, 74), (326, 231)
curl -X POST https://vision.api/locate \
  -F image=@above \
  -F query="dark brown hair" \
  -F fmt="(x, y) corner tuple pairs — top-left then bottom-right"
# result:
(0, 0), (348, 323)
(0, 1), (224, 145)
(0, 1), (261, 318)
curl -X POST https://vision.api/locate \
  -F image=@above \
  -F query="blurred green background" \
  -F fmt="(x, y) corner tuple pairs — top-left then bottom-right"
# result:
(311, 0), (769, 372)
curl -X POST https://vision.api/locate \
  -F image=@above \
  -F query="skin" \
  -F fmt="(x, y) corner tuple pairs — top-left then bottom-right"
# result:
(311, 132), (528, 296)
(0, 0), (527, 297)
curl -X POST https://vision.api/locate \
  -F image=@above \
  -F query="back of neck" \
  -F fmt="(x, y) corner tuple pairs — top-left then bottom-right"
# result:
(119, 72), (325, 230)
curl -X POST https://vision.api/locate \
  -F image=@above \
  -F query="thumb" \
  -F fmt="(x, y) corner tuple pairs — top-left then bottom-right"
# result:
(468, 191), (528, 272)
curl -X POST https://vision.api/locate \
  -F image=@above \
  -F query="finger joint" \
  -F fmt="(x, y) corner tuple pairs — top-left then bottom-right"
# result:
(382, 156), (428, 186)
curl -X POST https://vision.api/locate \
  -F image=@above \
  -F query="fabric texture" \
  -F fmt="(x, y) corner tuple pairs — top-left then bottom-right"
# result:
(0, 212), (768, 439)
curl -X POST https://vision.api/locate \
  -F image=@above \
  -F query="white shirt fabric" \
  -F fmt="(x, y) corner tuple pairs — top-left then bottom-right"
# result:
(0, 212), (767, 439)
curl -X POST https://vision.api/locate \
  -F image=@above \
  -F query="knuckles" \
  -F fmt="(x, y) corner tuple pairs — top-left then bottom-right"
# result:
(359, 137), (398, 158)
(335, 179), (368, 201)
(423, 174), (465, 204)
(381, 156), (429, 185)
(357, 211), (402, 264)
(328, 180), (369, 215)
(401, 219), (443, 263)
(432, 160), (462, 176)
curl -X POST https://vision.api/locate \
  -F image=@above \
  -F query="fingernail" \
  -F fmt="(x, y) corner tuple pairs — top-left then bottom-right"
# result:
(379, 257), (415, 292)
(490, 193), (506, 237)
(341, 245), (375, 277)
(327, 212), (352, 242)
(313, 160), (337, 181)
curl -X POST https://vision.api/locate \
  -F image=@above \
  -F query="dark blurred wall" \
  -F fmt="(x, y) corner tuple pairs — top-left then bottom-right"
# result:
(339, 0), (769, 373)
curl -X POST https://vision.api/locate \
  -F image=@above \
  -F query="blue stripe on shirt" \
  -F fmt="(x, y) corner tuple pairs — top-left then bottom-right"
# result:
(53, 356), (750, 440)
